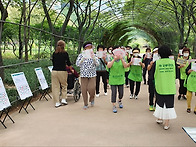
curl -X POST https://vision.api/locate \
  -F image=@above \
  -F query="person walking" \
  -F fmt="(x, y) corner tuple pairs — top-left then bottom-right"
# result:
(177, 48), (192, 100)
(152, 45), (177, 130)
(185, 61), (196, 114)
(127, 47), (145, 99)
(147, 47), (158, 111)
(107, 46), (127, 113)
(142, 48), (152, 84)
(76, 42), (99, 110)
(51, 40), (72, 108)
(96, 44), (108, 97)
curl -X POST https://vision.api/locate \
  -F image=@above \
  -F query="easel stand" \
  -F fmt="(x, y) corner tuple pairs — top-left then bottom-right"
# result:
(39, 88), (52, 101)
(18, 97), (35, 114)
(0, 107), (15, 129)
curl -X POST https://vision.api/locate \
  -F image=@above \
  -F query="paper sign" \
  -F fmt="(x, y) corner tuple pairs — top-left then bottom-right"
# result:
(188, 59), (196, 64)
(96, 51), (107, 58)
(48, 66), (53, 72)
(169, 55), (175, 60)
(191, 63), (196, 72)
(132, 58), (142, 66)
(179, 50), (183, 55)
(82, 49), (94, 59)
(153, 54), (161, 62)
(113, 49), (126, 57)
(11, 72), (33, 100)
(176, 58), (187, 65)
(0, 77), (11, 111)
(35, 67), (48, 90)
(146, 53), (152, 59)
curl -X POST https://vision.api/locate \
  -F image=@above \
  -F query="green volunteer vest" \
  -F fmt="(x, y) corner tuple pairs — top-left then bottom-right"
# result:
(109, 59), (125, 85)
(154, 58), (176, 95)
(180, 56), (192, 79)
(128, 65), (142, 82)
(186, 63), (196, 92)
(124, 56), (130, 72)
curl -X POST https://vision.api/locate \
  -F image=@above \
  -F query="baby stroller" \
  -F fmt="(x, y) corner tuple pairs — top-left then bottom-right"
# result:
(66, 67), (81, 102)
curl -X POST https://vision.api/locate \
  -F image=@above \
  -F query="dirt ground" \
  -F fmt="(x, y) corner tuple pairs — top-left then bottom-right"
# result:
(0, 80), (196, 147)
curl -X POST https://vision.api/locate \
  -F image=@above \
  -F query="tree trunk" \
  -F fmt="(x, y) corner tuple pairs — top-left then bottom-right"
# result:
(0, 23), (4, 80)
(23, 0), (28, 62)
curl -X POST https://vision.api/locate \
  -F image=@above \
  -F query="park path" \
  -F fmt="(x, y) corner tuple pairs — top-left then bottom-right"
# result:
(0, 80), (196, 146)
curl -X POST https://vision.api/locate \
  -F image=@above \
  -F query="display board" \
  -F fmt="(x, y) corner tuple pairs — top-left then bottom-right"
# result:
(35, 67), (48, 90)
(11, 72), (33, 100)
(0, 77), (11, 111)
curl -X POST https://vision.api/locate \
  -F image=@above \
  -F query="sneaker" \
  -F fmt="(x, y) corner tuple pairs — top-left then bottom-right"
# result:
(61, 99), (68, 105)
(118, 101), (123, 109)
(134, 95), (138, 99)
(91, 101), (94, 107)
(182, 95), (187, 100)
(178, 95), (181, 100)
(156, 119), (163, 124)
(55, 102), (61, 108)
(194, 111), (196, 115)
(187, 108), (191, 113)
(130, 94), (133, 99)
(96, 94), (100, 97)
(104, 92), (108, 96)
(113, 106), (117, 113)
(126, 85), (129, 88)
(163, 125), (170, 130)
(153, 106), (156, 111)
(149, 105), (154, 111)
(83, 105), (88, 110)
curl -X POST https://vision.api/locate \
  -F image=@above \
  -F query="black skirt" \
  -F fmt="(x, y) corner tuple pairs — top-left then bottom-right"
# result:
(155, 91), (174, 108)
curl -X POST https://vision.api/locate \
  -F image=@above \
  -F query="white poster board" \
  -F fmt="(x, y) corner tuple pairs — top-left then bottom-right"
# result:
(153, 54), (161, 62)
(0, 77), (11, 111)
(146, 53), (152, 59)
(179, 49), (183, 55)
(48, 66), (53, 72)
(82, 49), (94, 59)
(132, 58), (142, 66)
(96, 51), (107, 58)
(113, 49), (126, 57)
(35, 67), (48, 90)
(191, 63), (196, 72)
(11, 72), (33, 100)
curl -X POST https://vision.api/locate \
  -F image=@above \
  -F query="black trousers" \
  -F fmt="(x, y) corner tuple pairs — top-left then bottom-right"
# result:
(96, 71), (107, 94)
(142, 67), (147, 83)
(129, 79), (141, 96)
(111, 85), (124, 103)
(148, 80), (156, 106)
(125, 71), (130, 85)
(179, 79), (187, 95)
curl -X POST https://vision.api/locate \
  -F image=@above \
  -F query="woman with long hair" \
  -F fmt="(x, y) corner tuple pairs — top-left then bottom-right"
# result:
(51, 40), (72, 108)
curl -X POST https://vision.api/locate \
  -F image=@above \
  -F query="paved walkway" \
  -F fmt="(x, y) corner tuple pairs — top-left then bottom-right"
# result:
(0, 81), (196, 146)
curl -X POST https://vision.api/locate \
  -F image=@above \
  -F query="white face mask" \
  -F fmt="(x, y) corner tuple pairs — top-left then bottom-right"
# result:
(183, 53), (189, 57)
(134, 53), (139, 57)
(108, 50), (112, 54)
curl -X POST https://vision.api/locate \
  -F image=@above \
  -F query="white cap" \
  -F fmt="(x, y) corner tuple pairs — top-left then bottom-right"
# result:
(153, 48), (158, 52)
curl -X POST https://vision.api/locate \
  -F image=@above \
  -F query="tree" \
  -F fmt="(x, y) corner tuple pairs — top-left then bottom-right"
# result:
(42, 0), (74, 47)
(74, 0), (101, 53)
(0, 0), (11, 80)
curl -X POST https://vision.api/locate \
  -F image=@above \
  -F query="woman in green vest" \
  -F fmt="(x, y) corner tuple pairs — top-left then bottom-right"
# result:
(127, 47), (145, 99)
(107, 46), (127, 113)
(177, 48), (191, 100)
(152, 45), (177, 130)
(125, 46), (132, 88)
(185, 61), (196, 114)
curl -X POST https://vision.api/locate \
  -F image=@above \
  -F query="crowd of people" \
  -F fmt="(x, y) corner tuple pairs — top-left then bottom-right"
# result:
(51, 40), (196, 130)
